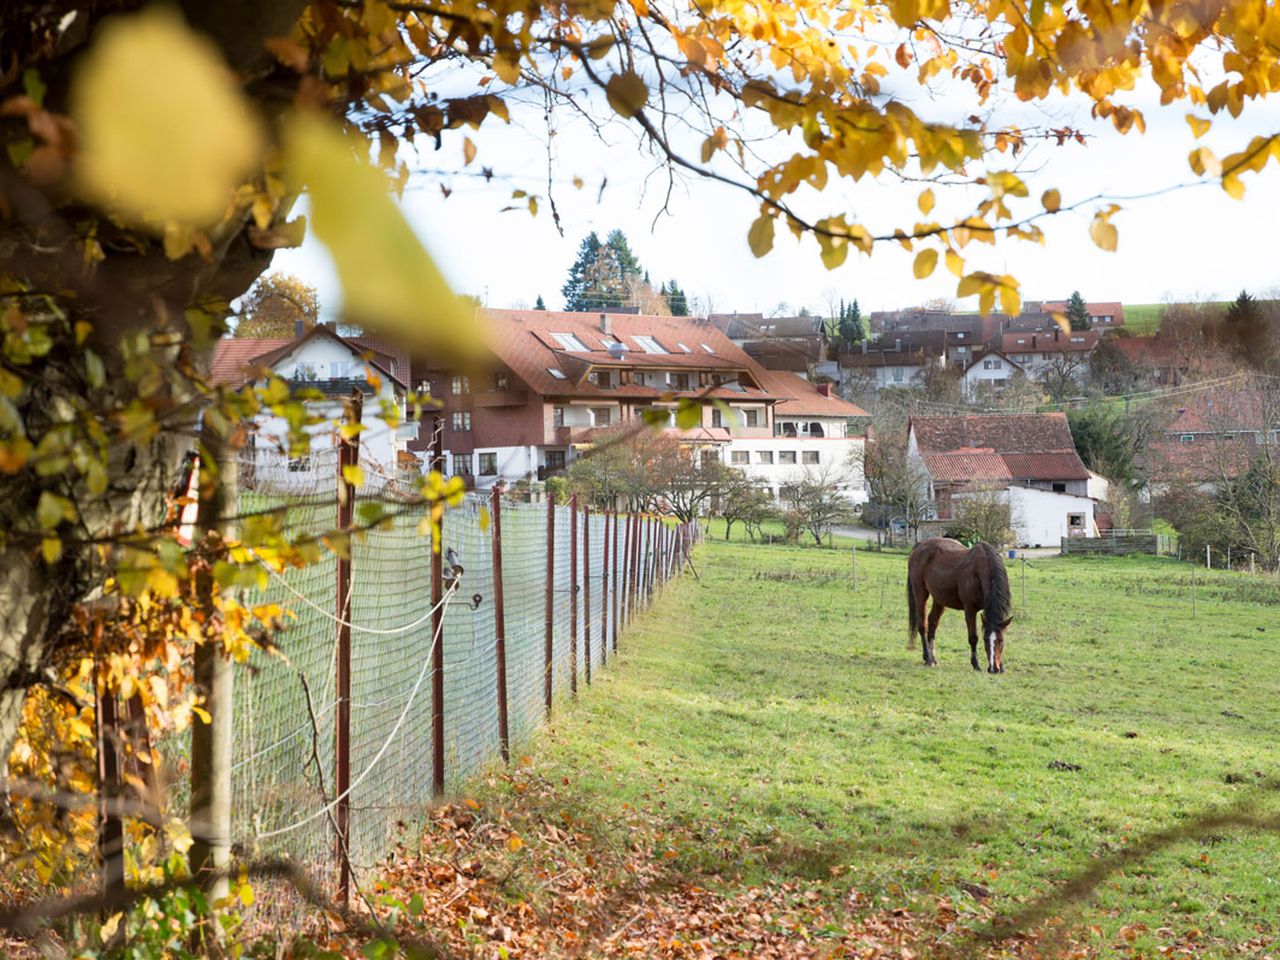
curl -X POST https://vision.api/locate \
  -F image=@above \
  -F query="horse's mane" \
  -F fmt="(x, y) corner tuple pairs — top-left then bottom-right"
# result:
(977, 542), (1013, 626)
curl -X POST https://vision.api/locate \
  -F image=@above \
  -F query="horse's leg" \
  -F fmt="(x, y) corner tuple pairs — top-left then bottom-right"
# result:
(982, 615), (998, 674)
(964, 608), (980, 671)
(916, 584), (931, 665)
(925, 600), (944, 666)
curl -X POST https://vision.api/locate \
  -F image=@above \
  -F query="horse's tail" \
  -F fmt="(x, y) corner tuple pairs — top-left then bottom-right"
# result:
(978, 542), (1012, 628)
(906, 575), (918, 650)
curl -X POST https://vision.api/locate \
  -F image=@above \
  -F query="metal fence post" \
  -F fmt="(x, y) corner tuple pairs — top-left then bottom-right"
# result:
(583, 505), (592, 685)
(628, 513), (640, 622)
(430, 413), (445, 799)
(600, 510), (609, 667)
(335, 390), (362, 904)
(544, 491), (555, 717)
(612, 511), (621, 653)
(569, 495), (579, 697)
(490, 486), (509, 764)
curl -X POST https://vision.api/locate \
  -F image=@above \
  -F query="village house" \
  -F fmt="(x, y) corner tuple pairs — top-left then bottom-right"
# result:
(1142, 385), (1280, 494)
(996, 329), (1100, 383)
(1027, 299), (1125, 328)
(839, 343), (939, 390)
(959, 350), (1026, 400)
(210, 324), (418, 491)
(708, 313), (828, 377)
(411, 309), (870, 501)
(908, 413), (1095, 546)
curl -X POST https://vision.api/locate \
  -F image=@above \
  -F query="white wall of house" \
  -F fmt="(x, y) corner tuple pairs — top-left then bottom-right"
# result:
(721, 436), (867, 502)
(961, 355), (1023, 399)
(245, 337), (409, 492)
(1004, 484), (1094, 547)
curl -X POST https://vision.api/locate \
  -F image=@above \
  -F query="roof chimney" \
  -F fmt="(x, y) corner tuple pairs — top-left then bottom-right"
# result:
(295, 319), (305, 338)
(1031, 334), (1038, 349)
(817, 383), (832, 397)
(600, 313), (611, 334)
(894, 338), (901, 352)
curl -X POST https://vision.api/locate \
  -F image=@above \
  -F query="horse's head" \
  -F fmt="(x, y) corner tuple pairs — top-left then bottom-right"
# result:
(982, 614), (1012, 673)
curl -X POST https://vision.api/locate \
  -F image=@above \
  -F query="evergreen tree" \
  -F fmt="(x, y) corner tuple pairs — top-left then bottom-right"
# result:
(534, 294), (546, 310)
(665, 280), (689, 316)
(1066, 290), (1091, 331)
(838, 299), (865, 344)
(561, 231), (603, 311)
(561, 229), (645, 311)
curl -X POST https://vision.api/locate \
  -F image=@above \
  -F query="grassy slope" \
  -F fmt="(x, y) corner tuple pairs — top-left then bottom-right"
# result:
(520, 541), (1280, 951)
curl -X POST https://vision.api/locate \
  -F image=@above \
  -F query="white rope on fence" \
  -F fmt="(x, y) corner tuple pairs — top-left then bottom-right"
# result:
(254, 579), (460, 841)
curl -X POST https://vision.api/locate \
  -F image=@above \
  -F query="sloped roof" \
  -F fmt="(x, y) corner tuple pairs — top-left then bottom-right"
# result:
(1165, 387), (1274, 434)
(922, 451), (1012, 482)
(209, 338), (292, 385)
(912, 412), (1077, 454)
(1110, 336), (1183, 367)
(840, 347), (932, 369)
(709, 313), (824, 340)
(1003, 453), (1091, 481)
(755, 370), (869, 418)
(477, 309), (777, 401)
(961, 350), (1023, 375)
(999, 330), (1100, 354)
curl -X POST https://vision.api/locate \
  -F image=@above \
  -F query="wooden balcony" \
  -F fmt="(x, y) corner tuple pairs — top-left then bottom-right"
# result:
(473, 388), (529, 408)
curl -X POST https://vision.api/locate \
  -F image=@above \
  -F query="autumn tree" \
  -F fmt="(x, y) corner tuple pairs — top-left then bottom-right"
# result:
(234, 271), (319, 338)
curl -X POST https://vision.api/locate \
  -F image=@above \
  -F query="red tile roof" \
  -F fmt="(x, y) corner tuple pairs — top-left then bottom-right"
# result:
(754, 370), (869, 418)
(209, 338), (292, 385)
(1003, 453), (1091, 482)
(912, 412), (1077, 455)
(921, 451), (1011, 482)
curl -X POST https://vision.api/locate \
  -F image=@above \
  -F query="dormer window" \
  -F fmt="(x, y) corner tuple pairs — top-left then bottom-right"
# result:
(633, 335), (666, 354)
(551, 332), (589, 351)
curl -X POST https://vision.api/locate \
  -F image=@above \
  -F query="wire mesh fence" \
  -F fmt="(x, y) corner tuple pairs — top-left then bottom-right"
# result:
(225, 467), (693, 898)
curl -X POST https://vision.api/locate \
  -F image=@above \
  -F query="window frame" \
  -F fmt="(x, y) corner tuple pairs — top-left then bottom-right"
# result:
(478, 452), (497, 476)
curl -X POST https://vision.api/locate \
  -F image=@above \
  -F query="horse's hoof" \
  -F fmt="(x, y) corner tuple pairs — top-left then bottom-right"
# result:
(971, 661), (981, 672)
(987, 665), (998, 675)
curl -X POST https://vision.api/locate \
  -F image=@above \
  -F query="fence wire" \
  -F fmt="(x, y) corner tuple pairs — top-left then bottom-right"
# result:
(225, 481), (692, 894)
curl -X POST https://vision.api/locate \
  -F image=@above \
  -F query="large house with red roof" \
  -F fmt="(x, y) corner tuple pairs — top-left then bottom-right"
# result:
(412, 309), (871, 501)
(908, 413), (1096, 546)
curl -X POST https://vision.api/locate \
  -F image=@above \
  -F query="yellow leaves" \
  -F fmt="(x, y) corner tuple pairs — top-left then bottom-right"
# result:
(813, 216), (872, 270)
(1221, 173), (1245, 200)
(71, 7), (263, 227)
(605, 71), (648, 119)
(342, 464), (366, 489)
(37, 490), (76, 529)
(1188, 146), (1222, 178)
(917, 189), (934, 215)
(912, 248), (938, 279)
(701, 126), (729, 164)
(284, 113), (482, 361)
(1041, 188), (1061, 212)
(1089, 209), (1119, 251)
(1186, 114), (1211, 139)
(945, 249), (964, 277)
(506, 834), (524, 853)
(956, 271), (1019, 316)
(747, 213), (775, 258)
(463, 137), (477, 166)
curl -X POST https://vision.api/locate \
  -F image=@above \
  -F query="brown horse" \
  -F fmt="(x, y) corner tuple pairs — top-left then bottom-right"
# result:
(907, 538), (1014, 672)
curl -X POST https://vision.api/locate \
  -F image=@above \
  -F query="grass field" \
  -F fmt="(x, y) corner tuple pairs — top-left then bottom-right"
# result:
(467, 539), (1280, 956)
(1122, 302), (1232, 336)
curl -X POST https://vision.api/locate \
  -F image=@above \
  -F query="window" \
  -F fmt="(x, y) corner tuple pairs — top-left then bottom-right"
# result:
(809, 422), (824, 437)
(779, 450), (797, 464)
(600, 335), (620, 349)
(743, 409), (759, 428)
(478, 452), (497, 476)
(700, 343), (716, 354)
(892, 368), (904, 383)
(712, 408), (723, 428)
(551, 332), (589, 351)
(779, 421), (797, 437)
(591, 407), (612, 427)
(547, 367), (567, 379)
(670, 372), (690, 390)
(452, 411), (471, 431)
(802, 450), (820, 464)
(676, 342), (692, 353)
(1051, 482), (1066, 493)
(956, 332), (966, 339)
(1070, 336), (1085, 343)
(731, 450), (749, 465)
(453, 453), (473, 475)
(545, 450), (566, 471)
(293, 362), (317, 381)
(288, 454), (311, 472)
(590, 370), (611, 388)
(755, 450), (772, 464)
(633, 335), (667, 354)
(553, 406), (565, 427)
(452, 375), (470, 394)
(1223, 432), (1237, 441)
(1068, 512), (1085, 528)
(494, 372), (509, 390)
(1180, 434), (1195, 443)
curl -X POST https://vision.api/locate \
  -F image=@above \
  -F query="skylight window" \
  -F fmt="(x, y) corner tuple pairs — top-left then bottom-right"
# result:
(551, 332), (589, 351)
(547, 367), (567, 379)
(676, 342), (692, 353)
(633, 335), (667, 354)
(600, 335), (620, 348)
(700, 343), (716, 354)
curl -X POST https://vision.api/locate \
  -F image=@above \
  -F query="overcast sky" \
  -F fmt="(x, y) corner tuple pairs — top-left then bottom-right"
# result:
(274, 62), (1278, 319)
